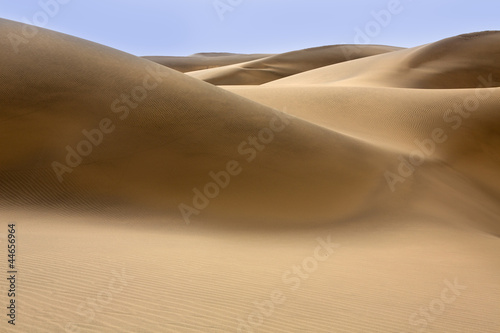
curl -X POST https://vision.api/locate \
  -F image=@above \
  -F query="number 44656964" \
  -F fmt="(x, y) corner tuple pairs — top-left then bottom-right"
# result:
(8, 224), (15, 269)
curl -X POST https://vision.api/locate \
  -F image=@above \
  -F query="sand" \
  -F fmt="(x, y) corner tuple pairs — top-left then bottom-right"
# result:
(0, 18), (499, 332)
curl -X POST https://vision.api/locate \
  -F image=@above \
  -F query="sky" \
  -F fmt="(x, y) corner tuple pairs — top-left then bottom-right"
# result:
(0, 0), (499, 56)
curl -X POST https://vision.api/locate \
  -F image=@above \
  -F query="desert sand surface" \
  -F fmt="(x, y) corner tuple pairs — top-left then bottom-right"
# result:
(0, 18), (499, 332)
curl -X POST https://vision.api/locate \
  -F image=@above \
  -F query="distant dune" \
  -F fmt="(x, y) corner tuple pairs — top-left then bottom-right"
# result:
(0, 18), (499, 333)
(142, 53), (272, 73)
(185, 44), (403, 85)
(268, 31), (500, 88)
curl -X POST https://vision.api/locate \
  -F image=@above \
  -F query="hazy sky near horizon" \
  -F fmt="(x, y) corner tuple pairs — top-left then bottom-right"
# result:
(1, 0), (499, 56)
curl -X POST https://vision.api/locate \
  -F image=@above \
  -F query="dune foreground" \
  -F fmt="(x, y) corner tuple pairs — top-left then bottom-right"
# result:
(0, 18), (499, 332)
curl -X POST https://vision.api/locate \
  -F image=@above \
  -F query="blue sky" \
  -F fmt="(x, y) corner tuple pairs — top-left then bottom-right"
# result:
(1, 0), (499, 56)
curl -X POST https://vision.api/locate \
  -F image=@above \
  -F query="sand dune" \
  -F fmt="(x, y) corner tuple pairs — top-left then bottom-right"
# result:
(186, 44), (402, 85)
(0, 18), (499, 333)
(267, 31), (500, 88)
(142, 53), (272, 73)
(0, 19), (393, 226)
